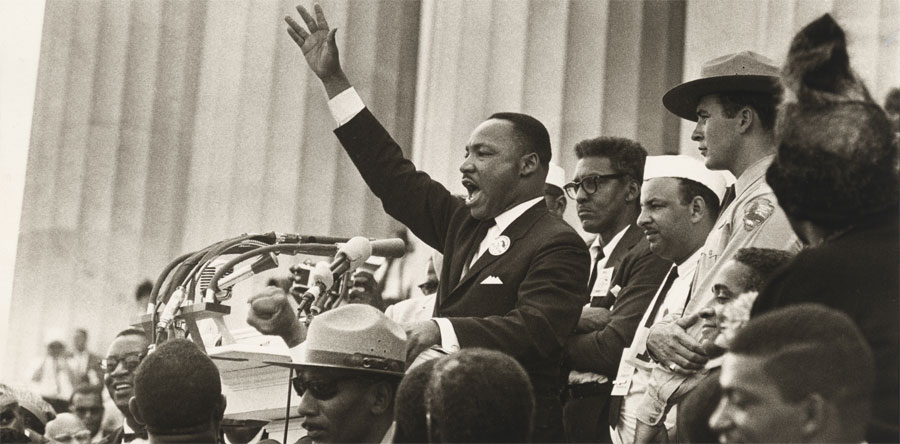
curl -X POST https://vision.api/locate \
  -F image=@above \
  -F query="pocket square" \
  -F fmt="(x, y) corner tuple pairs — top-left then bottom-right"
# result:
(480, 275), (503, 285)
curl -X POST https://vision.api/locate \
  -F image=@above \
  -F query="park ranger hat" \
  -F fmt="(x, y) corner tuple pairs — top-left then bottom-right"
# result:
(272, 304), (407, 376)
(663, 51), (781, 122)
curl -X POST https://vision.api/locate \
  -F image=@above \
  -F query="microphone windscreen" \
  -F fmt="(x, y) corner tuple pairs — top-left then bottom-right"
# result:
(370, 238), (406, 258)
(308, 261), (335, 288)
(337, 236), (372, 271)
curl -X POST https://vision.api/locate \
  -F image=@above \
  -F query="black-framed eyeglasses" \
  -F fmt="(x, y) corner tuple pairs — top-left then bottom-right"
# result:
(563, 173), (627, 199)
(291, 375), (377, 401)
(101, 352), (146, 372)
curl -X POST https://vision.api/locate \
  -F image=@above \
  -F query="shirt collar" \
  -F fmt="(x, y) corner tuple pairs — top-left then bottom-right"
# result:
(735, 155), (773, 198)
(492, 197), (543, 234)
(602, 226), (630, 258)
(675, 247), (703, 278)
(381, 422), (396, 444)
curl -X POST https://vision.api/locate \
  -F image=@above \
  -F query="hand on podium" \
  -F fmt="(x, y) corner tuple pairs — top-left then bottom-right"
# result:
(247, 286), (306, 347)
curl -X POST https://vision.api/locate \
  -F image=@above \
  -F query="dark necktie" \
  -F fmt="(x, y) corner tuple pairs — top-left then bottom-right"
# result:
(642, 265), (679, 328)
(718, 184), (736, 217)
(608, 265), (679, 428)
(461, 218), (495, 279)
(586, 244), (604, 291)
(123, 429), (148, 442)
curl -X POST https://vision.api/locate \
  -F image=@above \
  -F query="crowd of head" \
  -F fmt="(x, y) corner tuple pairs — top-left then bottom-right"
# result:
(4, 8), (898, 444)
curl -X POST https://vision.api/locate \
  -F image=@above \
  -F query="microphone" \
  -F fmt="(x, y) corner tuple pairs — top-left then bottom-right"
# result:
(217, 252), (280, 290)
(157, 286), (186, 332)
(331, 237), (373, 276)
(370, 238), (407, 258)
(296, 262), (333, 314)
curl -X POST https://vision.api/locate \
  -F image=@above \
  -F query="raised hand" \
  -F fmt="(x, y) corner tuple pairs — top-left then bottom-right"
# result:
(285, 3), (350, 97)
(247, 286), (306, 347)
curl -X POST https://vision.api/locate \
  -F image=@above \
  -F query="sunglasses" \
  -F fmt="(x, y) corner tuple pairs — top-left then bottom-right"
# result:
(101, 352), (146, 372)
(563, 173), (627, 199)
(291, 375), (380, 401)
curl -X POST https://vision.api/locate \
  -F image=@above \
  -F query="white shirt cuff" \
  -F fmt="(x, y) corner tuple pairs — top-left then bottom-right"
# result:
(288, 342), (305, 363)
(433, 318), (461, 352)
(327, 87), (365, 126)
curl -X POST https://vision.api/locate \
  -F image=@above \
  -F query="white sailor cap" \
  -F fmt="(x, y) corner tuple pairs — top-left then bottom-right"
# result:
(546, 162), (566, 191)
(643, 155), (727, 202)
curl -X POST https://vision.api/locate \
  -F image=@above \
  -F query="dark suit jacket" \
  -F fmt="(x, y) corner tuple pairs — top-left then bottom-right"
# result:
(564, 224), (672, 377)
(753, 208), (899, 443)
(334, 108), (590, 398)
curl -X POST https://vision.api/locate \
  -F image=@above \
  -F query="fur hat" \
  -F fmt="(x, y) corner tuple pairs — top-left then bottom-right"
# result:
(766, 14), (899, 229)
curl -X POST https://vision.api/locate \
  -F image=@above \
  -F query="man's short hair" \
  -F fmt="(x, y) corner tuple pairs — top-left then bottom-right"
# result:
(69, 385), (102, 405)
(731, 248), (794, 292)
(115, 327), (148, 341)
(730, 304), (874, 433)
(135, 280), (153, 302)
(488, 112), (551, 167)
(394, 359), (438, 444)
(677, 178), (721, 217)
(132, 339), (222, 432)
(425, 348), (534, 443)
(714, 91), (780, 131)
(573, 136), (648, 181)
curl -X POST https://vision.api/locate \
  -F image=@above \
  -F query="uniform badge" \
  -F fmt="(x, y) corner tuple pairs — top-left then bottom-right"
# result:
(743, 197), (774, 231)
(489, 235), (510, 256)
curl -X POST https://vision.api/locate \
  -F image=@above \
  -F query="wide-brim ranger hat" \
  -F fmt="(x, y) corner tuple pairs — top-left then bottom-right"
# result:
(663, 51), (781, 121)
(269, 304), (407, 376)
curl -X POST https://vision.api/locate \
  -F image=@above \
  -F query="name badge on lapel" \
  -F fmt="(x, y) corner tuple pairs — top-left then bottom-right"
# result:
(489, 235), (510, 256)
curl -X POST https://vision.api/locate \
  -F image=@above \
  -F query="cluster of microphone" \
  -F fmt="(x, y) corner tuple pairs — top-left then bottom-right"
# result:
(148, 232), (406, 346)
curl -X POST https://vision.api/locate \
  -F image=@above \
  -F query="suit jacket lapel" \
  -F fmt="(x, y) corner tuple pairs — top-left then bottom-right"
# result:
(605, 223), (643, 269)
(446, 201), (547, 299)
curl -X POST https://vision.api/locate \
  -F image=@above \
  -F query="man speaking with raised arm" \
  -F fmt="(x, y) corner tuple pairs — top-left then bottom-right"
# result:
(283, 4), (589, 441)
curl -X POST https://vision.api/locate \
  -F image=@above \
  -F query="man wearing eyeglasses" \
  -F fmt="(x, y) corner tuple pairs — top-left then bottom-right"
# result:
(560, 137), (671, 443)
(98, 328), (149, 444)
(70, 386), (104, 443)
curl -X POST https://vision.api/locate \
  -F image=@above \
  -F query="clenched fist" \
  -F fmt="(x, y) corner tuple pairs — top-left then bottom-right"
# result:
(247, 286), (306, 347)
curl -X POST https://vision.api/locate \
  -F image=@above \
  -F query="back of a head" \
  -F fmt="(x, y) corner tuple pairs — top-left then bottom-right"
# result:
(393, 358), (438, 444)
(732, 247), (795, 291)
(731, 303), (874, 438)
(132, 339), (223, 433)
(767, 14), (899, 229)
(425, 348), (534, 443)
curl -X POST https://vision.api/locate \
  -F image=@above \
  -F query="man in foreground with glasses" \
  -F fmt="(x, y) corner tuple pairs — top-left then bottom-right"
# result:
(560, 137), (671, 443)
(98, 328), (149, 444)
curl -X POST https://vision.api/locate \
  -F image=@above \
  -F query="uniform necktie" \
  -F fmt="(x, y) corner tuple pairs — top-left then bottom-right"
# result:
(719, 184), (736, 217)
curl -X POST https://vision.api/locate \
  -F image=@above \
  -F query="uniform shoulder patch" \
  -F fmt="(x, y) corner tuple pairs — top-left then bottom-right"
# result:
(743, 196), (774, 231)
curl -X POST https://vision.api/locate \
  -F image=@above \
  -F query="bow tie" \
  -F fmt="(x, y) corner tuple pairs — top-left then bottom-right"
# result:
(123, 429), (148, 442)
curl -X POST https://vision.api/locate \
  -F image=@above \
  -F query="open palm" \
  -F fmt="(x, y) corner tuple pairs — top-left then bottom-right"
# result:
(285, 4), (340, 80)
